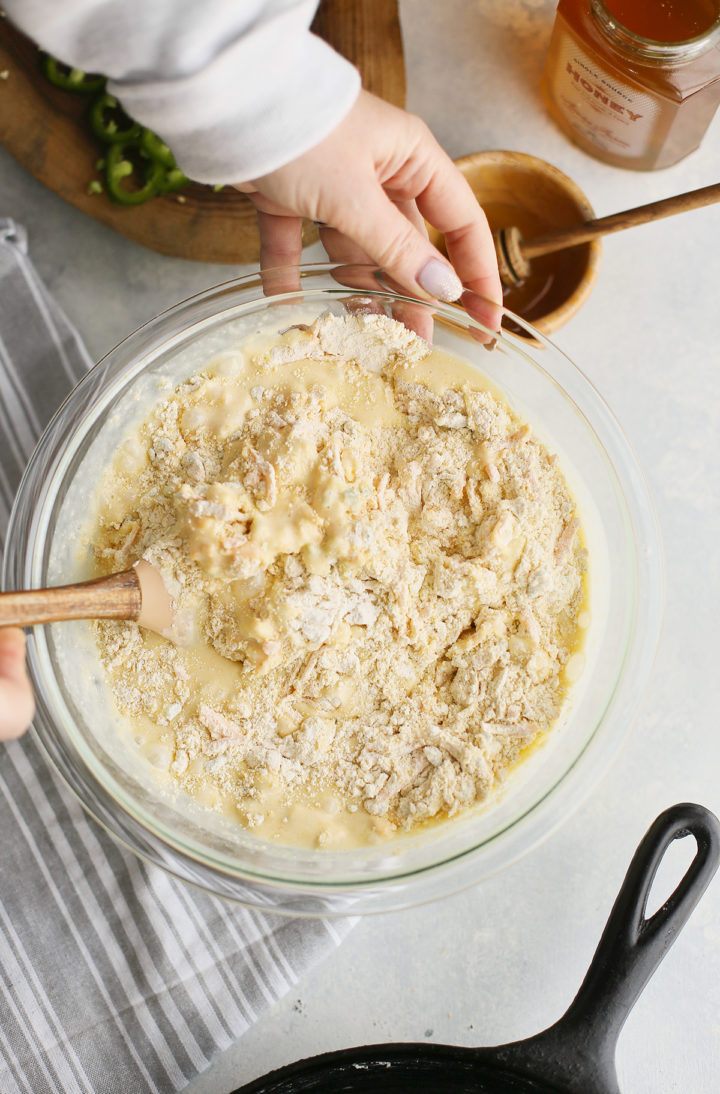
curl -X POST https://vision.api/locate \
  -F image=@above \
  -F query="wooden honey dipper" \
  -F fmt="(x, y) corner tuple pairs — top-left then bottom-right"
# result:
(494, 180), (720, 286)
(0, 561), (176, 636)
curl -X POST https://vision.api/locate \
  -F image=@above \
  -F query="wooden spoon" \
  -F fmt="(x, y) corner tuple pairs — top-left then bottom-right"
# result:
(0, 560), (175, 636)
(495, 180), (720, 286)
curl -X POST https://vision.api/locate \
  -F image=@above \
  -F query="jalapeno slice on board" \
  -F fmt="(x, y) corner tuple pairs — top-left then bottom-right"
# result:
(104, 142), (165, 205)
(90, 93), (141, 144)
(158, 167), (191, 194)
(138, 128), (177, 169)
(41, 54), (106, 94)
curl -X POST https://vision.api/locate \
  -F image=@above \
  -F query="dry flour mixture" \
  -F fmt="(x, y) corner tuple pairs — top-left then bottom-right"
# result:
(91, 312), (587, 848)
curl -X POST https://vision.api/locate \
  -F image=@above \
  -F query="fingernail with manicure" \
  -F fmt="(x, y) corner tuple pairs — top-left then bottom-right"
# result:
(417, 259), (463, 302)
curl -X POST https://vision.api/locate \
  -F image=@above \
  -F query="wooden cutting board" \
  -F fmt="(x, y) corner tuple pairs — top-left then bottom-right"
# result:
(0, 0), (405, 264)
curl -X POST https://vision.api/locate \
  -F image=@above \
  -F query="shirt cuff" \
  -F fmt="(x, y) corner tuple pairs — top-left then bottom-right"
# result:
(109, 31), (362, 185)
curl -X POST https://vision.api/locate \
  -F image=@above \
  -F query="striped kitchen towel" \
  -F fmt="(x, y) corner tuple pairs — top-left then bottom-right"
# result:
(0, 219), (355, 1094)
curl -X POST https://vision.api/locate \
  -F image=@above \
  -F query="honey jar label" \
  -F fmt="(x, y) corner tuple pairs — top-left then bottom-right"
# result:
(546, 28), (662, 159)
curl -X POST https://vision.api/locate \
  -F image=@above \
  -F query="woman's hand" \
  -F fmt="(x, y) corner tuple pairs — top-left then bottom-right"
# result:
(0, 629), (35, 741)
(236, 90), (502, 327)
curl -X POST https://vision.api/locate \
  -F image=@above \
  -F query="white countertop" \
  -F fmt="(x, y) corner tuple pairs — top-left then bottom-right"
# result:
(2, 1), (719, 1090)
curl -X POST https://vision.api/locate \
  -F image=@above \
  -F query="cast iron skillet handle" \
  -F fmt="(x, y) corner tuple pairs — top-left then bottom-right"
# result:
(500, 802), (720, 1093)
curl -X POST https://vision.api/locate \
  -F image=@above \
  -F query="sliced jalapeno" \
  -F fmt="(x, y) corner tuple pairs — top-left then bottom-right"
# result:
(138, 128), (177, 168)
(90, 92), (141, 144)
(158, 167), (190, 194)
(105, 142), (165, 205)
(41, 54), (106, 94)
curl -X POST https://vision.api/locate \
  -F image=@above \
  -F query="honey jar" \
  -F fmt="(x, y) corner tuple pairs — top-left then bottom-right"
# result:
(541, 0), (720, 169)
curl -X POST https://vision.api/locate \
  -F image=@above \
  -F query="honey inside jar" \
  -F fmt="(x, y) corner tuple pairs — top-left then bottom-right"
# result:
(541, 0), (720, 169)
(605, 0), (719, 41)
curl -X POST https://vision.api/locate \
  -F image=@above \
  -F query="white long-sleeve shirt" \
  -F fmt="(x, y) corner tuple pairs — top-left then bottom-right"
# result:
(4, 1), (361, 183)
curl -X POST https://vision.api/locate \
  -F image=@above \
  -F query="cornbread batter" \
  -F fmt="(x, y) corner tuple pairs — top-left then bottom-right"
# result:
(92, 312), (587, 847)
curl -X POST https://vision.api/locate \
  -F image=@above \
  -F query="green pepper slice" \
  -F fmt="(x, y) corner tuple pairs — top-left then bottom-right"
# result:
(90, 92), (141, 144)
(138, 128), (177, 168)
(41, 54), (106, 94)
(105, 142), (165, 205)
(158, 167), (191, 194)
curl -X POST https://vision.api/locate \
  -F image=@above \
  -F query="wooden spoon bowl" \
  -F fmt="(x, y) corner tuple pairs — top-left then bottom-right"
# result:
(0, 560), (175, 637)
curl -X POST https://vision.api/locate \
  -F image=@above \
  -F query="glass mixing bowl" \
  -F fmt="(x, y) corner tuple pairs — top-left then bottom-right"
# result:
(3, 264), (662, 916)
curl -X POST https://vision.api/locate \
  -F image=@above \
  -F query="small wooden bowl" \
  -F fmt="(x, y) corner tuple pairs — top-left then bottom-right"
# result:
(429, 150), (602, 338)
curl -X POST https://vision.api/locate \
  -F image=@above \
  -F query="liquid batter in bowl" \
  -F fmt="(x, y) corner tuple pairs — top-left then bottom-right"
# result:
(87, 310), (588, 850)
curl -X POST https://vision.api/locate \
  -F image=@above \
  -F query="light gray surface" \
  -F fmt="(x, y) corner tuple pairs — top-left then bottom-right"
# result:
(2, 0), (719, 1090)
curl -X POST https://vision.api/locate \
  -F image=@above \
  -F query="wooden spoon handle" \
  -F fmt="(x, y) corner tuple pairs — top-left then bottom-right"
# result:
(0, 569), (141, 627)
(521, 180), (720, 259)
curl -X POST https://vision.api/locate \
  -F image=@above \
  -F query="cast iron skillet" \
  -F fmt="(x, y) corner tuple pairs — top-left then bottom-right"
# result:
(232, 802), (719, 1094)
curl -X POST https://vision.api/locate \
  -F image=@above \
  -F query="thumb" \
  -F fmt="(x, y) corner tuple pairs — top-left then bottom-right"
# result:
(0, 629), (35, 741)
(329, 183), (463, 304)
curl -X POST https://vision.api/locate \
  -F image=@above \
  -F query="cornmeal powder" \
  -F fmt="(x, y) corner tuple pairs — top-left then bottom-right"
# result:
(92, 312), (586, 846)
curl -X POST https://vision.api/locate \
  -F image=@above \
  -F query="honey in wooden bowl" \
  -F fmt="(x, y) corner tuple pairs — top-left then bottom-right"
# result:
(486, 201), (592, 327)
(427, 150), (601, 341)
